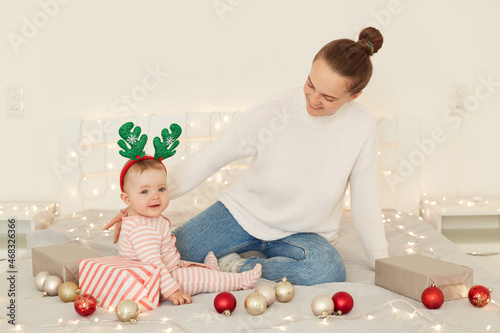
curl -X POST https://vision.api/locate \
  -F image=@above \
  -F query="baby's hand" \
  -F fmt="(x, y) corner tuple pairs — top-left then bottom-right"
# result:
(167, 289), (192, 305)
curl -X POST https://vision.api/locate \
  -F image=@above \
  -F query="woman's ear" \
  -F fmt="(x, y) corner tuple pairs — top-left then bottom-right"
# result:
(120, 192), (131, 206)
(349, 91), (363, 102)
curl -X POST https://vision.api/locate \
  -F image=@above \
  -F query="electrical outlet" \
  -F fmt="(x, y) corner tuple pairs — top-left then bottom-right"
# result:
(5, 86), (24, 118)
(449, 84), (469, 115)
(450, 84), (469, 99)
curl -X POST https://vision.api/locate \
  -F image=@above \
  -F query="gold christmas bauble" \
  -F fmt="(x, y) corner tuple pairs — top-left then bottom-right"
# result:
(58, 282), (80, 302)
(244, 292), (267, 315)
(274, 277), (295, 303)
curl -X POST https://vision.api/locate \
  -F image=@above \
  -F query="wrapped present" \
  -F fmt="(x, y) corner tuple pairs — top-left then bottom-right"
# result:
(32, 242), (102, 283)
(375, 254), (473, 302)
(79, 256), (160, 312)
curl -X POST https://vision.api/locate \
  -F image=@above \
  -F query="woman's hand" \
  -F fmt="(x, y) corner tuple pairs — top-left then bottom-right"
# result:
(167, 289), (192, 305)
(103, 209), (126, 243)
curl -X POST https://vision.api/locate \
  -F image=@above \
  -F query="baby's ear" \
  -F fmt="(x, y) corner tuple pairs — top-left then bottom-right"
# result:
(120, 192), (131, 205)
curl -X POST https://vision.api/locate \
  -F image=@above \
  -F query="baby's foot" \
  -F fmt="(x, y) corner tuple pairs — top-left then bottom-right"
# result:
(203, 251), (220, 271)
(241, 264), (262, 290)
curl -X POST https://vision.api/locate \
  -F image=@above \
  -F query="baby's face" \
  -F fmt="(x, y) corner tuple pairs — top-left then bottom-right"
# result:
(122, 168), (169, 217)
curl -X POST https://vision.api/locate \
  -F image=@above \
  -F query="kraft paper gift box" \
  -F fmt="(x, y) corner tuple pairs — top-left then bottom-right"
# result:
(375, 254), (473, 302)
(79, 256), (160, 312)
(32, 242), (102, 283)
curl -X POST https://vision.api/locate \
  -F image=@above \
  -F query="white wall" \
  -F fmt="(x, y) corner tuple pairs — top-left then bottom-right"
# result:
(1, 0), (499, 204)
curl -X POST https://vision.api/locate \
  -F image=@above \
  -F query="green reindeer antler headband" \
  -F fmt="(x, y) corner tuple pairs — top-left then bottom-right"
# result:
(118, 122), (182, 192)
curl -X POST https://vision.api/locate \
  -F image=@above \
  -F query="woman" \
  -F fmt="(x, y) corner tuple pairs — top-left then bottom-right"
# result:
(105, 27), (389, 286)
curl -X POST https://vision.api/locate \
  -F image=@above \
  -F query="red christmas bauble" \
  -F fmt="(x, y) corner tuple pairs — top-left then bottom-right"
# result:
(214, 292), (237, 316)
(74, 293), (98, 316)
(421, 285), (444, 309)
(468, 285), (492, 308)
(332, 291), (354, 315)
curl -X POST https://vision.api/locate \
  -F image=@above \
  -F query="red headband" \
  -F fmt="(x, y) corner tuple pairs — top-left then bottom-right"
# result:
(119, 156), (167, 192)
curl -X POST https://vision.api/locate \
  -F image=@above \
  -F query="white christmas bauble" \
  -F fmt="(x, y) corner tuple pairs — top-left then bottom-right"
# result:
(311, 294), (334, 318)
(34, 271), (50, 291)
(255, 285), (276, 306)
(116, 299), (140, 323)
(43, 275), (63, 296)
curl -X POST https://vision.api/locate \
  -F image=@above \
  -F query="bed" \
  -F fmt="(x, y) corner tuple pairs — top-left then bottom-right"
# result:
(2, 112), (500, 332)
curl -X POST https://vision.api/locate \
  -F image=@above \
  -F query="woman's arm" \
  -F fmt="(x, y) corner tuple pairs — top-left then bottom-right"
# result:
(167, 114), (256, 199)
(349, 122), (389, 268)
(103, 209), (126, 243)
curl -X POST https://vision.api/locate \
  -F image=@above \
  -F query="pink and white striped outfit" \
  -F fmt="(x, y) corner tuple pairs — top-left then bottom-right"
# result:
(119, 215), (261, 299)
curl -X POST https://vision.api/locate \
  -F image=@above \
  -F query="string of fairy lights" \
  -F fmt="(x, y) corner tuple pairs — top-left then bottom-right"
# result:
(5, 207), (500, 332)
(0, 203), (58, 218)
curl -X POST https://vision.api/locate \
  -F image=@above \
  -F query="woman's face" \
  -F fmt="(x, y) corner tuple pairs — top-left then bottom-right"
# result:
(303, 58), (362, 117)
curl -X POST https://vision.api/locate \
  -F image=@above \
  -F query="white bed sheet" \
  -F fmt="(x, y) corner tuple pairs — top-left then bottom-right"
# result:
(2, 210), (500, 332)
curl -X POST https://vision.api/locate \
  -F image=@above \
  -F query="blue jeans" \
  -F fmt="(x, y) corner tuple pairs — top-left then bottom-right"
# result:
(172, 201), (346, 286)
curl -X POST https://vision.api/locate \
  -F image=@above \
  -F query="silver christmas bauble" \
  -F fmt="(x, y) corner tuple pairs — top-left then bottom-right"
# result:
(34, 271), (50, 291)
(43, 275), (63, 296)
(311, 294), (334, 318)
(116, 299), (140, 323)
(255, 285), (276, 306)
(244, 292), (267, 315)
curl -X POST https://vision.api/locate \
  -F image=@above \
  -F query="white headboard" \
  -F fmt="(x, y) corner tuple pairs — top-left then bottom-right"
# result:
(56, 113), (420, 216)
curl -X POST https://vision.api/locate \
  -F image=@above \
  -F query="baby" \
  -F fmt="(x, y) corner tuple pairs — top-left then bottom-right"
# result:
(118, 157), (261, 305)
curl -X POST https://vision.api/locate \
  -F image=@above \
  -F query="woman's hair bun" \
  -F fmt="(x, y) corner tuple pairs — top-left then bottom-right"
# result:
(358, 27), (383, 55)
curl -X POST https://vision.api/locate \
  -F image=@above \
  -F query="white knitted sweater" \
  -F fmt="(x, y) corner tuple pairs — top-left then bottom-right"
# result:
(168, 89), (389, 267)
